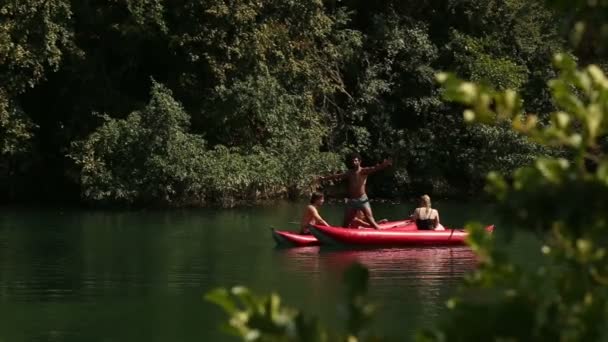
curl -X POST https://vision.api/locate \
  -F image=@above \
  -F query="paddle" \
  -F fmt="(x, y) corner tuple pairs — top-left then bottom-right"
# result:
(448, 226), (456, 241)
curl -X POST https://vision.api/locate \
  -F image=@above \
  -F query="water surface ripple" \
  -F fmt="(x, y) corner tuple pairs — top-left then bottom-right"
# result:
(0, 203), (492, 341)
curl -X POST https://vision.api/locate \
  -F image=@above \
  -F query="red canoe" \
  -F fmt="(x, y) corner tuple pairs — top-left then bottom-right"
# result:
(272, 230), (319, 247)
(309, 224), (495, 247)
(272, 219), (415, 247)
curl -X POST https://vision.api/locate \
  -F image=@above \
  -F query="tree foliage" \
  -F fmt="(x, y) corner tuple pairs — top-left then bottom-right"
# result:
(418, 52), (608, 341)
(69, 81), (206, 206)
(69, 80), (341, 207)
(0, 0), (574, 204)
(0, 0), (74, 160)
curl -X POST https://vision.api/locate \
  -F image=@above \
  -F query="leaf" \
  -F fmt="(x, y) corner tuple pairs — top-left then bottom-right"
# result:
(585, 104), (602, 141)
(535, 158), (568, 183)
(205, 287), (239, 314)
(597, 161), (608, 185)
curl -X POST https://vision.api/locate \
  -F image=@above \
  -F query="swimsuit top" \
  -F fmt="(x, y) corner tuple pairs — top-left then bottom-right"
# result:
(415, 208), (436, 230)
(415, 219), (435, 230)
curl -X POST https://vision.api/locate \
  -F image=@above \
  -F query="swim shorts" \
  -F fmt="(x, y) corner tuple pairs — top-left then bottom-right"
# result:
(346, 195), (371, 210)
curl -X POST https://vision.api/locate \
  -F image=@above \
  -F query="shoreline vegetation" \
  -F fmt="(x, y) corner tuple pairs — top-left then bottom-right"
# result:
(1, 0), (563, 208)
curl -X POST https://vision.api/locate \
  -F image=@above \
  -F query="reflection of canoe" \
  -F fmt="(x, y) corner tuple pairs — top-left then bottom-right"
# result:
(272, 220), (415, 247)
(310, 224), (495, 247)
(273, 246), (478, 280)
(319, 246), (478, 276)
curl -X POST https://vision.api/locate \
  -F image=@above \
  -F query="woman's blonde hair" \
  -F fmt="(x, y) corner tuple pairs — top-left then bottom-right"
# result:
(420, 194), (431, 208)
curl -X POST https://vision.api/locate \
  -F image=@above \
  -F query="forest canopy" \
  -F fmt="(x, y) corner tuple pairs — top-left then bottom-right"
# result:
(0, 0), (574, 206)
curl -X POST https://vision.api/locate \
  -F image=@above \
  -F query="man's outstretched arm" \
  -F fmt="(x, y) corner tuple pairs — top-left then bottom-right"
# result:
(362, 158), (392, 175)
(318, 171), (348, 182)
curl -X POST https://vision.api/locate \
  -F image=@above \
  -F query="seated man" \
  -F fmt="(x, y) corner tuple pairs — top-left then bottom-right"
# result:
(300, 192), (330, 234)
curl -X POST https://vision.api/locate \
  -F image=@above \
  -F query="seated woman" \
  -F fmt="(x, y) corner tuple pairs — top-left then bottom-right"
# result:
(348, 210), (388, 228)
(412, 194), (444, 230)
(300, 192), (330, 234)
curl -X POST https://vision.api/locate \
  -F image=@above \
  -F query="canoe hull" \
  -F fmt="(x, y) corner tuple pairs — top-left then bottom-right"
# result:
(310, 224), (495, 247)
(272, 230), (319, 247)
(272, 219), (415, 247)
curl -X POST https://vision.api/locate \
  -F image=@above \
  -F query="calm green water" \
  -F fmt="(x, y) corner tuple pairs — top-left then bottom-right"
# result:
(0, 200), (515, 341)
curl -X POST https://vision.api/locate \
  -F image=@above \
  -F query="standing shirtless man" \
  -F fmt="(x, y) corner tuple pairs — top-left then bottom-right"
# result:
(319, 153), (392, 229)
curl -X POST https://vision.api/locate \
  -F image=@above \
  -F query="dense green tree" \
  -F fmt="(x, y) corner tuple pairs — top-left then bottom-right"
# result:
(0, 0), (75, 197)
(324, 0), (563, 197)
(70, 80), (341, 206)
(0, 0), (576, 205)
(69, 81), (206, 206)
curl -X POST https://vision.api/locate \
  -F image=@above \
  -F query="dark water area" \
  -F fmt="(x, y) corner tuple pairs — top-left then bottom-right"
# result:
(0, 200), (537, 341)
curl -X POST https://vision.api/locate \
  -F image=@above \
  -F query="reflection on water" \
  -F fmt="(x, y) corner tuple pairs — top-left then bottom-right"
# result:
(0, 203), (492, 341)
(273, 245), (477, 337)
(275, 245), (476, 280)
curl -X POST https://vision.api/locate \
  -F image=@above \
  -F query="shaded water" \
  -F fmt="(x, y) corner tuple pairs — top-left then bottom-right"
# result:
(0, 200), (508, 341)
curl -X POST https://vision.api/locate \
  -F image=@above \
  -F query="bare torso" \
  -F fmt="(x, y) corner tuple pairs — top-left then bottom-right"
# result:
(346, 168), (368, 198)
(300, 205), (319, 231)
